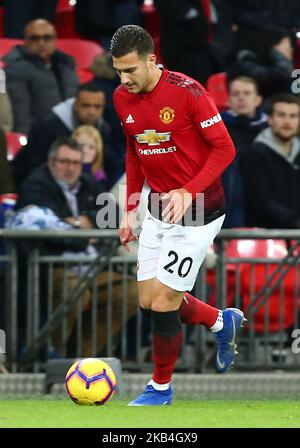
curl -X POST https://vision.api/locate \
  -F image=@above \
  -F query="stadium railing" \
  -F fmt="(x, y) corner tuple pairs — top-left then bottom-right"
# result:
(1, 228), (300, 373)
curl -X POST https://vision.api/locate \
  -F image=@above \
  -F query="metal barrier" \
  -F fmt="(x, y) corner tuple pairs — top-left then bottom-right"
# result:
(1, 228), (300, 373)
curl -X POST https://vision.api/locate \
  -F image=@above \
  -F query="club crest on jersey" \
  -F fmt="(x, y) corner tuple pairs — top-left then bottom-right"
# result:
(159, 106), (175, 124)
(135, 129), (171, 146)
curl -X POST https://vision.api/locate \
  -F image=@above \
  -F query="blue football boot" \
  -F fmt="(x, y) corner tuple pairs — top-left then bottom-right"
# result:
(215, 308), (246, 373)
(128, 384), (173, 406)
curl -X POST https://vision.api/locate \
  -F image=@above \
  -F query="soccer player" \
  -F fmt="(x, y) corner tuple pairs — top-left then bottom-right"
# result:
(111, 25), (246, 406)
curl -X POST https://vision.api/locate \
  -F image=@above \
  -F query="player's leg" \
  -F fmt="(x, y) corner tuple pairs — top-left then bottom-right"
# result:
(128, 213), (184, 406)
(158, 215), (246, 373)
(179, 292), (246, 372)
(128, 279), (183, 406)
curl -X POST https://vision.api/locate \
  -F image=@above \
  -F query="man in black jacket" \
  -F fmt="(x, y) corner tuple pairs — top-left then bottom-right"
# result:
(14, 136), (136, 356)
(221, 76), (268, 227)
(240, 93), (300, 229)
(11, 83), (121, 190)
(16, 136), (106, 244)
(4, 19), (80, 134)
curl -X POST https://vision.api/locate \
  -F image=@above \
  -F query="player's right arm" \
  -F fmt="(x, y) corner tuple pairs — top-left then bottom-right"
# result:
(120, 134), (145, 251)
(119, 210), (138, 252)
(113, 90), (145, 250)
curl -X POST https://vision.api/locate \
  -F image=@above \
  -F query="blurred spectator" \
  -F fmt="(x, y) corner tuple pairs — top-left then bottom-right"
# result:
(210, 0), (236, 69)
(222, 76), (268, 228)
(3, 19), (80, 134)
(16, 137), (108, 245)
(0, 127), (15, 194)
(153, 0), (217, 84)
(3, 0), (58, 39)
(0, 94), (13, 132)
(227, 27), (294, 101)
(12, 136), (136, 356)
(11, 84), (121, 190)
(75, 0), (144, 51)
(89, 54), (126, 161)
(228, 0), (300, 53)
(222, 77), (268, 156)
(240, 93), (300, 229)
(72, 125), (108, 189)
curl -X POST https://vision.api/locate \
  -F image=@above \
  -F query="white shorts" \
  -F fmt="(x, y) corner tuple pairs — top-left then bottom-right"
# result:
(137, 211), (225, 291)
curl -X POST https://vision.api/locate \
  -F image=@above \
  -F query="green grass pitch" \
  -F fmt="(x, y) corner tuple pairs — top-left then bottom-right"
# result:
(0, 397), (300, 428)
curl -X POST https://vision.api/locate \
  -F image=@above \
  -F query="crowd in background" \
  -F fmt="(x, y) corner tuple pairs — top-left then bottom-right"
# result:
(0, 0), (300, 360)
(0, 0), (300, 230)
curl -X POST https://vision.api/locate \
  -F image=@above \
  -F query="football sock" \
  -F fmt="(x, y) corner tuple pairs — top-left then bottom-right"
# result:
(179, 292), (223, 330)
(152, 310), (183, 385)
(148, 379), (170, 391)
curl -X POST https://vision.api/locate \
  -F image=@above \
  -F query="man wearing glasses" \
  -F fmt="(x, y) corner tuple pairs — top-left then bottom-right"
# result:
(16, 136), (104, 230)
(3, 19), (80, 134)
(14, 136), (138, 357)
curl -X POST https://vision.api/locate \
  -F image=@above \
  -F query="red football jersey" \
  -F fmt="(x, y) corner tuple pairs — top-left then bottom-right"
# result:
(113, 69), (236, 219)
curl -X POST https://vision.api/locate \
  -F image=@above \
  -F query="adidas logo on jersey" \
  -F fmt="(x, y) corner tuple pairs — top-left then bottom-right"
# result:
(126, 114), (135, 123)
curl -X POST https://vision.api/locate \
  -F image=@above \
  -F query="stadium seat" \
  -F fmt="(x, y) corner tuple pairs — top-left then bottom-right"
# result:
(0, 37), (103, 68)
(0, 37), (99, 82)
(56, 39), (104, 69)
(56, 0), (74, 12)
(294, 37), (300, 69)
(0, 7), (4, 37)
(153, 36), (164, 66)
(55, 0), (80, 39)
(206, 72), (229, 111)
(238, 239), (297, 333)
(0, 38), (24, 61)
(5, 131), (27, 160)
(205, 237), (296, 328)
(76, 67), (94, 84)
(142, 1), (160, 38)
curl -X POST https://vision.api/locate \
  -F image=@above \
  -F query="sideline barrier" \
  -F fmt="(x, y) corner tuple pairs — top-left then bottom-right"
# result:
(1, 228), (300, 372)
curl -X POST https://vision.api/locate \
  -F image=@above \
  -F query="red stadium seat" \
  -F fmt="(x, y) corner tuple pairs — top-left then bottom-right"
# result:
(205, 237), (296, 330)
(5, 131), (27, 160)
(238, 239), (297, 333)
(0, 38), (24, 61)
(0, 7), (4, 37)
(56, 39), (104, 69)
(56, 0), (74, 12)
(0, 37), (104, 72)
(206, 72), (229, 111)
(295, 37), (300, 69)
(142, 1), (160, 38)
(55, 0), (80, 39)
(153, 36), (164, 66)
(76, 67), (94, 84)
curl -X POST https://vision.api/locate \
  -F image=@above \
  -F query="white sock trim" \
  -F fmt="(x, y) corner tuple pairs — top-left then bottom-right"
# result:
(210, 309), (224, 333)
(148, 379), (170, 391)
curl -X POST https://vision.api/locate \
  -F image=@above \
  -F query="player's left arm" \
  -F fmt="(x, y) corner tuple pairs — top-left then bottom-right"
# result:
(183, 89), (236, 197)
(162, 89), (235, 224)
(161, 188), (193, 224)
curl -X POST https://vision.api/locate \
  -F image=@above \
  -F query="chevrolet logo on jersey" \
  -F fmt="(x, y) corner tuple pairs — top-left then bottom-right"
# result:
(135, 130), (171, 146)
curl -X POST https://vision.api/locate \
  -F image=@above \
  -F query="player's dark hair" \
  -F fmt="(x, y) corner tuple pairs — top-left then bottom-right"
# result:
(268, 93), (300, 116)
(110, 25), (154, 58)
